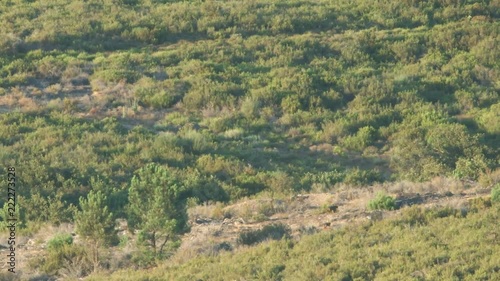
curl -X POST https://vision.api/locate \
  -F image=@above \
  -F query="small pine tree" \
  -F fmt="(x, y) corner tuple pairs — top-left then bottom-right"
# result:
(127, 163), (188, 258)
(75, 190), (117, 272)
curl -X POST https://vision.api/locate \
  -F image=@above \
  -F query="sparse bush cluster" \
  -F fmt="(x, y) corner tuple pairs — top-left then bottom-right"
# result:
(31, 234), (91, 277)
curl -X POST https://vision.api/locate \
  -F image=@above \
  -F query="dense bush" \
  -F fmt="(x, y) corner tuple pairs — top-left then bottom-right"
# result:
(340, 126), (377, 151)
(344, 168), (384, 186)
(47, 233), (74, 250)
(368, 192), (396, 211)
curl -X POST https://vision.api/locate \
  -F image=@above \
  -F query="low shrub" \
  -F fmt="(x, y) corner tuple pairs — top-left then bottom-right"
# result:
(237, 223), (291, 246)
(368, 192), (396, 210)
(426, 206), (464, 219)
(118, 235), (129, 249)
(213, 242), (232, 253)
(491, 184), (500, 203)
(317, 203), (338, 214)
(340, 126), (377, 151)
(256, 201), (276, 218)
(131, 249), (156, 269)
(47, 233), (73, 250)
(468, 197), (492, 213)
(31, 243), (90, 277)
(344, 168), (383, 186)
(297, 225), (318, 236)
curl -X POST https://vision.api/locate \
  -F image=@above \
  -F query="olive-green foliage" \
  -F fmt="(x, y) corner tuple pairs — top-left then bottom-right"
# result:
(180, 168), (229, 203)
(127, 163), (188, 257)
(395, 205), (466, 229)
(300, 170), (344, 190)
(33, 239), (90, 276)
(341, 126), (377, 151)
(0, 197), (27, 230)
(344, 168), (384, 186)
(23, 192), (77, 226)
(390, 108), (490, 181)
(237, 223), (292, 246)
(368, 192), (396, 210)
(88, 204), (500, 281)
(75, 190), (117, 247)
(45, 244), (90, 276)
(0, 0), (497, 169)
(478, 103), (500, 135)
(0, 0), (499, 275)
(133, 77), (182, 109)
(76, 190), (118, 272)
(47, 233), (73, 250)
(468, 197), (492, 213)
(492, 184), (500, 203)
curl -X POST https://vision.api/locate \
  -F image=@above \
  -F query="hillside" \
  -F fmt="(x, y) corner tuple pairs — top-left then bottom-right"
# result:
(0, 0), (499, 280)
(90, 196), (500, 281)
(1, 179), (498, 280)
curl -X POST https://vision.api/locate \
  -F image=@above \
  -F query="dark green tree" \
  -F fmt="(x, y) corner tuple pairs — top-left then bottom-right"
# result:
(127, 163), (188, 258)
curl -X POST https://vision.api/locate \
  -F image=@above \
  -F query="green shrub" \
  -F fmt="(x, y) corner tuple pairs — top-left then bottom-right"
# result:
(492, 184), (500, 203)
(47, 233), (73, 250)
(35, 243), (90, 276)
(131, 248), (156, 269)
(300, 170), (344, 190)
(396, 206), (465, 229)
(133, 77), (180, 109)
(240, 96), (261, 119)
(281, 95), (302, 114)
(0, 33), (22, 55)
(395, 206), (427, 227)
(261, 171), (297, 194)
(344, 168), (383, 186)
(468, 197), (492, 213)
(341, 126), (377, 151)
(368, 192), (396, 211)
(1, 2), (499, 277)
(118, 235), (129, 249)
(237, 223), (291, 246)
(256, 201), (276, 218)
(453, 156), (489, 181)
(425, 206), (464, 220)
(179, 129), (212, 153)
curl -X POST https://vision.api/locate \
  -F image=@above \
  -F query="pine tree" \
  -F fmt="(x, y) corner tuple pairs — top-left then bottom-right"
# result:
(127, 163), (188, 258)
(75, 190), (117, 272)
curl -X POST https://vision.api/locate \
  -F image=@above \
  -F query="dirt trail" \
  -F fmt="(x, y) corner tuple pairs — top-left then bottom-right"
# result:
(178, 186), (492, 258)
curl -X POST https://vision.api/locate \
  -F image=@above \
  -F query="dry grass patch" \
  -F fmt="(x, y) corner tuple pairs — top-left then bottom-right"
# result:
(18, 96), (40, 112)
(220, 198), (289, 223)
(43, 83), (63, 95)
(0, 92), (21, 107)
(478, 168), (500, 188)
(188, 202), (232, 221)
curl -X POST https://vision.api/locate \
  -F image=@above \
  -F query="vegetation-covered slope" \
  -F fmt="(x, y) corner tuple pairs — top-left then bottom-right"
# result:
(0, 0), (498, 279)
(90, 203), (500, 281)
